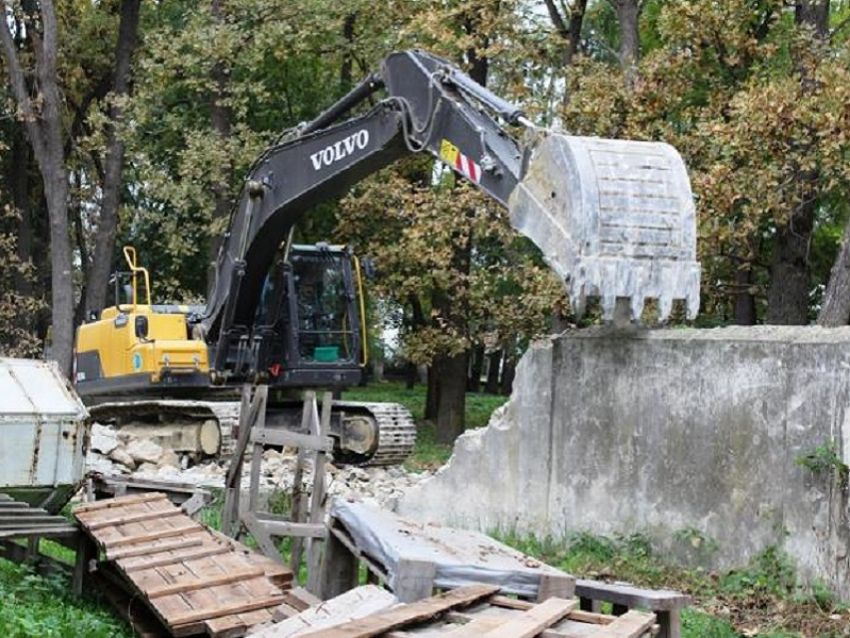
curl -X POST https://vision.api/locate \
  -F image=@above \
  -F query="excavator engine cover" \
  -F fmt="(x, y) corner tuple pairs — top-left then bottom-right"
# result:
(509, 133), (700, 323)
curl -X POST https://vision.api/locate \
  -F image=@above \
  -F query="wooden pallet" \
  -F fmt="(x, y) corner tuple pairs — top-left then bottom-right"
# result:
(250, 583), (658, 638)
(74, 492), (294, 637)
(0, 492), (78, 540)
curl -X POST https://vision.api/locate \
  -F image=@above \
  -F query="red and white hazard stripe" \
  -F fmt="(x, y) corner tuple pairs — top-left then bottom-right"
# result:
(455, 152), (481, 184)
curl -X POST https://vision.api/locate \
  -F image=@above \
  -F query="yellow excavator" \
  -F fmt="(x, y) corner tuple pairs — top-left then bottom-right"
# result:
(74, 50), (700, 466)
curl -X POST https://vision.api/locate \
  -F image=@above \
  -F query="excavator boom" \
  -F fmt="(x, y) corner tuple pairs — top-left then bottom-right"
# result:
(204, 49), (700, 372)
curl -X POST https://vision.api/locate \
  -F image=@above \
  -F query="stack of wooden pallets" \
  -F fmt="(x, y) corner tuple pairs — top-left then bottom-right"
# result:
(249, 583), (659, 637)
(74, 492), (295, 638)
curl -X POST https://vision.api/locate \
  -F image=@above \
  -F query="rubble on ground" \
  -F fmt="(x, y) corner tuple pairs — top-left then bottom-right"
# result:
(87, 423), (431, 509)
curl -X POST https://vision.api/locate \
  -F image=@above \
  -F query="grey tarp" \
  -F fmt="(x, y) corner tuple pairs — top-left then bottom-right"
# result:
(330, 498), (572, 599)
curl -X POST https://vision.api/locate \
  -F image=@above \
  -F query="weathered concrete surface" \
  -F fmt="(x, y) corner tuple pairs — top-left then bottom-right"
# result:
(397, 326), (850, 598)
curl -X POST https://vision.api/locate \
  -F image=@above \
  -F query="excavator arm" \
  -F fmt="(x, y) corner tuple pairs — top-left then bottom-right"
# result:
(203, 49), (700, 375)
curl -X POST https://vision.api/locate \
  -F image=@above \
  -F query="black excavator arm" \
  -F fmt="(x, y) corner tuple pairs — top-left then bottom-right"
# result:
(203, 50), (532, 374)
(202, 49), (701, 380)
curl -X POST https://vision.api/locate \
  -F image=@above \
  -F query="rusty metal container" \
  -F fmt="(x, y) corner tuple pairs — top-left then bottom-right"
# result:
(0, 358), (88, 512)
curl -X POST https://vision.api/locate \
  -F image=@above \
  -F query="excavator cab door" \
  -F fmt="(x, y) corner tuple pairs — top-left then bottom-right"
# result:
(255, 244), (365, 387)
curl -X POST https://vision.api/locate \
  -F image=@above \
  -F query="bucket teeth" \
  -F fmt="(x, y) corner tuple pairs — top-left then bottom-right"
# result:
(509, 133), (701, 323)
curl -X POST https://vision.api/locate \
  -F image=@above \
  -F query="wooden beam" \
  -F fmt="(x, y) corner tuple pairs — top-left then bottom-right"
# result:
(103, 521), (203, 548)
(591, 610), (658, 638)
(87, 507), (181, 531)
(296, 584), (501, 638)
(107, 536), (203, 561)
(251, 428), (333, 452)
(74, 493), (168, 514)
(121, 545), (230, 572)
(168, 593), (287, 627)
(478, 598), (577, 638)
(146, 567), (265, 598)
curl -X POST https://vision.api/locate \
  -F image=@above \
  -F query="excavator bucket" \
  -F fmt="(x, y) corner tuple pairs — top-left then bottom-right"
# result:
(509, 133), (700, 323)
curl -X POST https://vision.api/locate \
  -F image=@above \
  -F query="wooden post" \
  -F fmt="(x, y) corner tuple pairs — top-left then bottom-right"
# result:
(393, 559), (437, 603)
(306, 392), (332, 595)
(289, 392), (315, 579)
(318, 528), (360, 600)
(223, 384), (264, 537)
(72, 532), (93, 597)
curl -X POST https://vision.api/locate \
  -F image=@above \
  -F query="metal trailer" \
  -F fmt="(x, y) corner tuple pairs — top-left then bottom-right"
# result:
(0, 358), (89, 513)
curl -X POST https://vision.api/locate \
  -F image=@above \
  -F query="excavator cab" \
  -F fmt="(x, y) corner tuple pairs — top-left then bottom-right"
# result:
(251, 243), (366, 388)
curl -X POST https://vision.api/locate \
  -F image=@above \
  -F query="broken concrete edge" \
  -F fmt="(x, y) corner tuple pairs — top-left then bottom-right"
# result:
(396, 326), (850, 601)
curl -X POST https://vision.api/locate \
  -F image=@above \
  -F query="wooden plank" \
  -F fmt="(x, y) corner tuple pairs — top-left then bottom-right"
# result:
(108, 536), (204, 561)
(254, 585), (397, 638)
(574, 579), (690, 611)
(74, 492), (169, 514)
(393, 558), (436, 603)
(146, 567), (266, 598)
(252, 428), (334, 452)
(206, 607), (273, 638)
(102, 521), (203, 548)
(297, 584), (501, 638)
(479, 598), (577, 638)
(0, 526), (78, 539)
(0, 516), (72, 527)
(537, 573), (576, 601)
(0, 503), (44, 511)
(590, 610), (656, 638)
(87, 507), (181, 531)
(444, 616), (506, 636)
(168, 593), (287, 627)
(121, 544), (230, 572)
(306, 391), (332, 594)
(252, 516), (328, 539)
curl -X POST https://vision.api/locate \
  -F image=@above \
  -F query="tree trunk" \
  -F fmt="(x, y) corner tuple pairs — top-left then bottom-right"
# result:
(425, 364), (438, 421)
(734, 264), (757, 325)
(485, 349), (502, 395)
(434, 352), (468, 444)
(543, 0), (587, 67)
(84, 0), (142, 317)
(341, 12), (357, 89)
(610, 0), (641, 88)
(766, 206), (815, 324)
(468, 345), (484, 392)
(818, 213), (850, 326)
(500, 356), (516, 396)
(208, 0), (234, 289)
(0, 0), (74, 374)
(765, 2), (828, 325)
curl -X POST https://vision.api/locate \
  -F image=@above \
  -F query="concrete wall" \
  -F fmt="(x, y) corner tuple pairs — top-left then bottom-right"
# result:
(397, 326), (850, 598)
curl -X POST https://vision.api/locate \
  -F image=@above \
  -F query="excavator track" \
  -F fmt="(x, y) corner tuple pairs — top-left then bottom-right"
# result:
(87, 398), (416, 467)
(334, 401), (418, 467)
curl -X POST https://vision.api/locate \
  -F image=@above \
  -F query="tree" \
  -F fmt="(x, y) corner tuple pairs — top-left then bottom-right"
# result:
(0, 0), (74, 373)
(81, 0), (142, 318)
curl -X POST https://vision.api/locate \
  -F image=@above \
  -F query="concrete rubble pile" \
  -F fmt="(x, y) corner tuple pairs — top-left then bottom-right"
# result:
(87, 422), (431, 509)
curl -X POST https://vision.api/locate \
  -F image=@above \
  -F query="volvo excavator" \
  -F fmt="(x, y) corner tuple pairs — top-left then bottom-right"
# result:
(73, 50), (700, 466)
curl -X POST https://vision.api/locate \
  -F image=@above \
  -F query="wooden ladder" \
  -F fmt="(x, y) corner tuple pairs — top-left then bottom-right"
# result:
(222, 385), (331, 593)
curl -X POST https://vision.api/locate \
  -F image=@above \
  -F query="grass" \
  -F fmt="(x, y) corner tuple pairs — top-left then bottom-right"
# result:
(343, 379), (509, 469)
(497, 530), (850, 638)
(0, 559), (132, 638)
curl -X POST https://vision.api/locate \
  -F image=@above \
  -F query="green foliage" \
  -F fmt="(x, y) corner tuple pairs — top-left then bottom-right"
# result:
(0, 206), (45, 357)
(0, 560), (131, 638)
(500, 531), (847, 637)
(680, 609), (739, 638)
(795, 440), (850, 488)
(717, 546), (797, 598)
